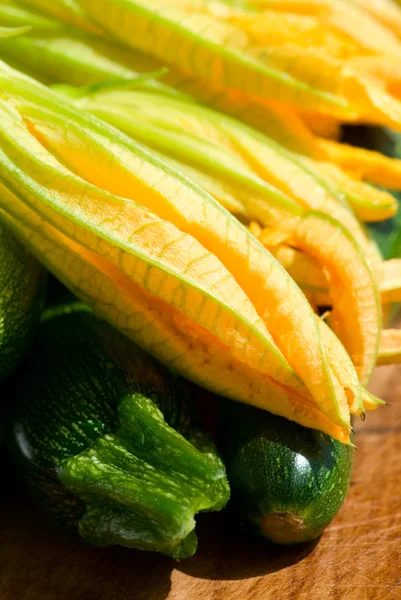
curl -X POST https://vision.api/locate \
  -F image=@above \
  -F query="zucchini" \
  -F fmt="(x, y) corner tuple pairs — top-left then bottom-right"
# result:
(8, 304), (229, 559)
(219, 400), (353, 544)
(0, 222), (46, 382)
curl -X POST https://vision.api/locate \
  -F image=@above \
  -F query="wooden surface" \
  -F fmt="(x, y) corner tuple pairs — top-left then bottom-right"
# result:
(1, 365), (401, 600)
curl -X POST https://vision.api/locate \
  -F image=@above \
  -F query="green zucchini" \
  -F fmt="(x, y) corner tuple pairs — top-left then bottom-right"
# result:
(0, 222), (46, 383)
(219, 400), (353, 544)
(8, 304), (229, 559)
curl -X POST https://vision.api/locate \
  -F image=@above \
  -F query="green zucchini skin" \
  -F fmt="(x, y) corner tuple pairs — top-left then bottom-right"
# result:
(218, 400), (353, 544)
(0, 222), (47, 382)
(8, 305), (229, 559)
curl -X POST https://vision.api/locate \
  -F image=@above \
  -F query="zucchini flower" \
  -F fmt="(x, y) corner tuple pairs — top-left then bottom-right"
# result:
(51, 79), (384, 388)
(0, 61), (380, 443)
(3, 0), (401, 191)
(67, 0), (401, 128)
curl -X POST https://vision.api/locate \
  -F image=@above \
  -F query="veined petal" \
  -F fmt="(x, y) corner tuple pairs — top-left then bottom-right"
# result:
(0, 194), (351, 443)
(76, 0), (353, 116)
(0, 1), (322, 154)
(318, 138), (401, 190)
(243, 0), (401, 57)
(6, 0), (400, 192)
(58, 85), (376, 257)
(279, 211), (382, 385)
(269, 245), (328, 293)
(0, 63), (352, 429)
(317, 318), (363, 416)
(0, 1), (161, 86)
(0, 100), (308, 392)
(306, 159), (399, 222)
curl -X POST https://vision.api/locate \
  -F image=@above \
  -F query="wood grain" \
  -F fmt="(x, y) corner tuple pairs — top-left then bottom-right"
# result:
(1, 364), (401, 600)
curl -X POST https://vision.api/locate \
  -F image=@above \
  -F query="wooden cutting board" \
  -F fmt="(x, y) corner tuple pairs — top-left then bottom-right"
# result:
(1, 362), (401, 600)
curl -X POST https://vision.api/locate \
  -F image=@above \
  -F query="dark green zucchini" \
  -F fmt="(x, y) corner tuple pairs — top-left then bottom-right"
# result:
(0, 222), (47, 382)
(219, 400), (353, 544)
(8, 304), (229, 559)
